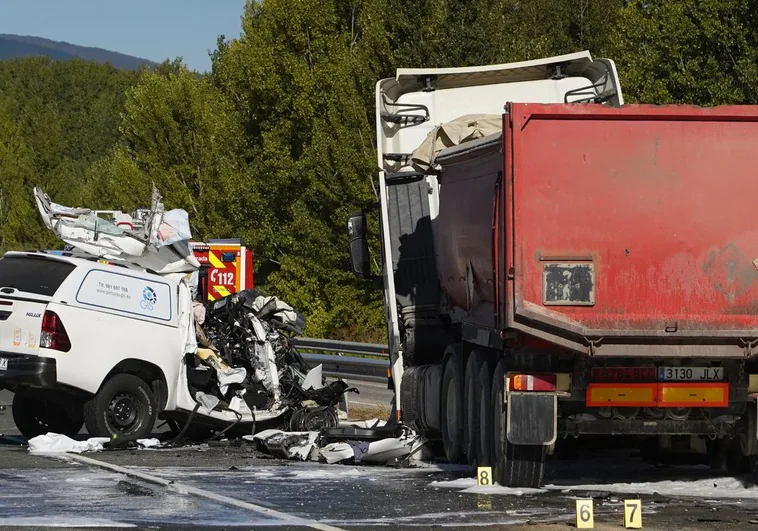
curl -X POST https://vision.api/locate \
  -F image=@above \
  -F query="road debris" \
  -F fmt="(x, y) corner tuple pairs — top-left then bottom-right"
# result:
(27, 433), (160, 454)
(248, 419), (432, 466)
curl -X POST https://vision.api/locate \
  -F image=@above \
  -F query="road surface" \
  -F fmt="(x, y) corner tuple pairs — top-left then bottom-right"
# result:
(3, 391), (758, 530)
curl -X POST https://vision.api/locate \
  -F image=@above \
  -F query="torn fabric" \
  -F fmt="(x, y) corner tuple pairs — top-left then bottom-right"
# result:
(411, 114), (502, 172)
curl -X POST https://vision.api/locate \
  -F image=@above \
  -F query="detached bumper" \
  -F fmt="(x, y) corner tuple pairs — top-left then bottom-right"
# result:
(0, 353), (57, 388)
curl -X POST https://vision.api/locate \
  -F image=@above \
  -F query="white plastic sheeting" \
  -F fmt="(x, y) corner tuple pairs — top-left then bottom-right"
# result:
(28, 433), (111, 454)
(28, 433), (159, 453)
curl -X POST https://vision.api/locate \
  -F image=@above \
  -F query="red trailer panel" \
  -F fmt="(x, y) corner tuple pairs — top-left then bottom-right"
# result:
(505, 103), (758, 357)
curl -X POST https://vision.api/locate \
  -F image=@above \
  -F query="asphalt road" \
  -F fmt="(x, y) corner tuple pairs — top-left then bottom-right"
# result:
(4, 390), (758, 530)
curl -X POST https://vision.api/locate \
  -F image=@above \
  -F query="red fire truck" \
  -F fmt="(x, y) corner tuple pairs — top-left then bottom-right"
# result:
(190, 239), (254, 301)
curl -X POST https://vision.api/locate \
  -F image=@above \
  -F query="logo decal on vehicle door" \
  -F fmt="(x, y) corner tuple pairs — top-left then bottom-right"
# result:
(140, 286), (157, 311)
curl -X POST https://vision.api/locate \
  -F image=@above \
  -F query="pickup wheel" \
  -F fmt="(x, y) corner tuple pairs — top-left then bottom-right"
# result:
(441, 347), (465, 464)
(464, 351), (486, 467)
(491, 360), (546, 488)
(83, 374), (157, 440)
(12, 389), (83, 439)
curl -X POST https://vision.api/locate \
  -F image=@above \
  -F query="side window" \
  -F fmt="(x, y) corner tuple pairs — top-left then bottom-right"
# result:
(0, 256), (75, 296)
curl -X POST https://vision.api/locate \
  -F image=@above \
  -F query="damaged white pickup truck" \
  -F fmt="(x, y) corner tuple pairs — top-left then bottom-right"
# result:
(0, 187), (353, 441)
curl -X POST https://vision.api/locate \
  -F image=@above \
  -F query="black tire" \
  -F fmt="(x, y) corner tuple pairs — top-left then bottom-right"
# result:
(504, 442), (547, 488)
(476, 360), (494, 467)
(491, 360), (546, 488)
(441, 348), (465, 464)
(12, 389), (84, 439)
(464, 351), (485, 467)
(491, 360), (507, 484)
(400, 365), (423, 431)
(83, 374), (157, 440)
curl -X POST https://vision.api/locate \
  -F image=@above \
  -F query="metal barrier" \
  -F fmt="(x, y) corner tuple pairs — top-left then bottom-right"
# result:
(300, 353), (387, 384)
(293, 338), (390, 383)
(292, 338), (389, 358)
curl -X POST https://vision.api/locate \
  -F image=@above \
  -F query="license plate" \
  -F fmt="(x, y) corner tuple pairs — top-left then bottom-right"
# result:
(0, 358), (7, 371)
(591, 367), (657, 382)
(658, 366), (724, 381)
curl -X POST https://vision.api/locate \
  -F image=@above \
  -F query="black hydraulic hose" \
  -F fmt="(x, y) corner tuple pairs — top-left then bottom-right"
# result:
(163, 402), (201, 447)
(206, 406), (248, 442)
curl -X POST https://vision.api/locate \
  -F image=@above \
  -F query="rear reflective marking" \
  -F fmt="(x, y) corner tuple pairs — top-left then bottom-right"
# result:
(587, 382), (730, 408)
(658, 383), (729, 408)
(587, 383), (657, 407)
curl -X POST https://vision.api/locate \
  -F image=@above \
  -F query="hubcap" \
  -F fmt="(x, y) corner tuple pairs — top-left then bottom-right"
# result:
(107, 392), (140, 431)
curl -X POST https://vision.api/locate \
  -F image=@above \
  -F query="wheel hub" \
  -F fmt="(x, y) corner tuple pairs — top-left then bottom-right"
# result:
(108, 393), (139, 429)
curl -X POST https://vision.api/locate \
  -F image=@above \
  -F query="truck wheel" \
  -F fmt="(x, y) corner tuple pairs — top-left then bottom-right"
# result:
(400, 365), (423, 431)
(464, 351), (486, 467)
(491, 360), (546, 488)
(12, 389), (83, 439)
(491, 360), (507, 484)
(441, 348), (465, 464)
(83, 374), (157, 440)
(476, 360), (494, 467)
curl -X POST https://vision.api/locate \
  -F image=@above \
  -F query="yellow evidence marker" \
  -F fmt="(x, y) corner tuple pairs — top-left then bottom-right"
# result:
(575, 499), (594, 529)
(476, 466), (493, 486)
(624, 499), (642, 528)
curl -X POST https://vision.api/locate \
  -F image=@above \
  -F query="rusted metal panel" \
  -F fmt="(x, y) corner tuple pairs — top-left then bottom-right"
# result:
(506, 103), (758, 356)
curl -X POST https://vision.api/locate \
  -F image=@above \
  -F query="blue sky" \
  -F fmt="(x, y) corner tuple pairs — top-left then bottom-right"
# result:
(0, 0), (247, 72)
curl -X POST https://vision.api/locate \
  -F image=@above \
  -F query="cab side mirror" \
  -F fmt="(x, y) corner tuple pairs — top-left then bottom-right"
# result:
(348, 211), (371, 278)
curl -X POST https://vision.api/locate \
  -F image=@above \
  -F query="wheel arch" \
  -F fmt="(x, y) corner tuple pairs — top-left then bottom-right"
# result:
(102, 359), (168, 410)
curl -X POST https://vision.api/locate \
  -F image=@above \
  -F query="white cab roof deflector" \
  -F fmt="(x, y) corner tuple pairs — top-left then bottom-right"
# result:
(34, 186), (200, 275)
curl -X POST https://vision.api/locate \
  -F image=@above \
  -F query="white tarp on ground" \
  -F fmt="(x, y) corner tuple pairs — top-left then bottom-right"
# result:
(28, 433), (162, 453)
(34, 186), (200, 275)
(411, 114), (502, 172)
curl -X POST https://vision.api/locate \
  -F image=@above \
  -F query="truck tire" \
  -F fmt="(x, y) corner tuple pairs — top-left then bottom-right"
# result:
(12, 389), (83, 439)
(491, 360), (546, 488)
(476, 360), (494, 467)
(464, 351), (486, 467)
(400, 365), (423, 430)
(83, 374), (157, 440)
(441, 349), (465, 464)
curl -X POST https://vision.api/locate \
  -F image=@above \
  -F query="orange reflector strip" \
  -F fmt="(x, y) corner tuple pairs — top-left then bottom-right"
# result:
(658, 383), (728, 408)
(587, 383), (729, 408)
(586, 383), (657, 407)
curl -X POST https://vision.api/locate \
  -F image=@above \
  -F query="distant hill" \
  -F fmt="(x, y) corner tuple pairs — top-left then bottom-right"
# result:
(0, 34), (157, 70)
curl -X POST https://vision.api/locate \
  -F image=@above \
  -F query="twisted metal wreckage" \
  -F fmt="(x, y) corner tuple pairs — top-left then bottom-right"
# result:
(26, 186), (429, 465)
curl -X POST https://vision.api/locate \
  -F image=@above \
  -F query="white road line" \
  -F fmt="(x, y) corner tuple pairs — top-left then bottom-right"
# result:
(57, 454), (346, 531)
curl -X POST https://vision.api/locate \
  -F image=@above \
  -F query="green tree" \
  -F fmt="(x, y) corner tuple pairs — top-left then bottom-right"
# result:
(611, 0), (758, 104)
(210, 0), (384, 340)
(97, 66), (247, 241)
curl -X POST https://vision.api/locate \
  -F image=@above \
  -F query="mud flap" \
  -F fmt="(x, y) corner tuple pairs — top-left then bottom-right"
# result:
(506, 392), (557, 446)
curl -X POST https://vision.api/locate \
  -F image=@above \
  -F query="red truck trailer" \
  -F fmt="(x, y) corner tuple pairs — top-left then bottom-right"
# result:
(349, 58), (758, 488)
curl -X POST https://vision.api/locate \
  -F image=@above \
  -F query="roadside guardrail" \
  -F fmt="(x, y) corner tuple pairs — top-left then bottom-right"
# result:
(293, 338), (390, 383)
(292, 338), (389, 358)
(300, 353), (387, 383)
